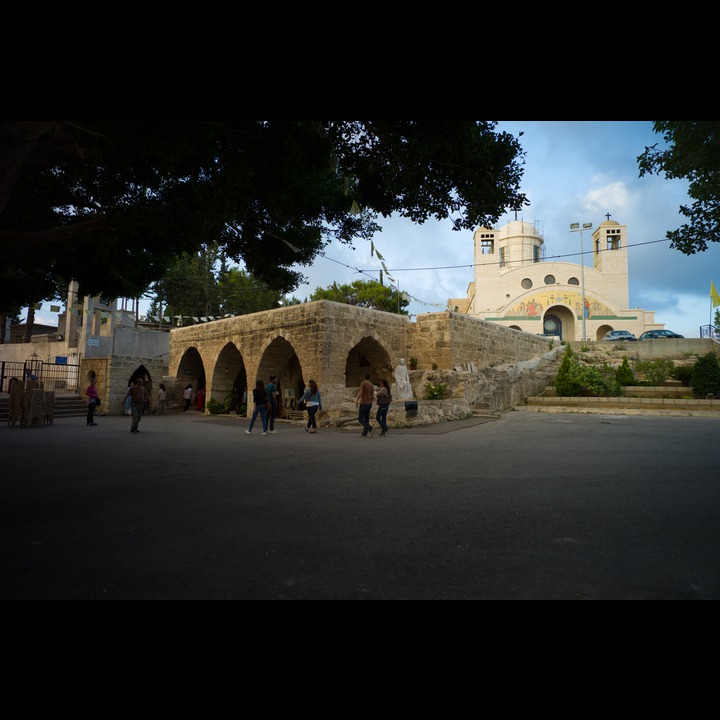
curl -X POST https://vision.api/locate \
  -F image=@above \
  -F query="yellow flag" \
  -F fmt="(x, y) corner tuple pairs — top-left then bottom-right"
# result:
(712, 280), (720, 308)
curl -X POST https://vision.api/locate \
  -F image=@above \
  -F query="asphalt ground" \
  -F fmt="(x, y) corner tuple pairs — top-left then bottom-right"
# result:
(1, 409), (719, 600)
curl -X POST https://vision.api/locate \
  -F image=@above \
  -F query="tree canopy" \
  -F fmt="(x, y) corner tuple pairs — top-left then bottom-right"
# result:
(638, 121), (720, 254)
(146, 244), (294, 321)
(310, 279), (409, 314)
(0, 121), (527, 312)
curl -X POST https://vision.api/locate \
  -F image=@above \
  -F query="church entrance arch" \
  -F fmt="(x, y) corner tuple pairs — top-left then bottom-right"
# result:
(543, 305), (575, 341)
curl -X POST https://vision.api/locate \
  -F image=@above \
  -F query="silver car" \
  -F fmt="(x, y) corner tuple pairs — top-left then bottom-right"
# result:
(601, 330), (637, 342)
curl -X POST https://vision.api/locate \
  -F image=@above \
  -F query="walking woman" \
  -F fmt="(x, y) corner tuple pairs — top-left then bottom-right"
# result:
(299, 379), (322, 433)
(375, 378), (391, 436)
(85, 377), (99, 426)
(245, 379), (269, 435)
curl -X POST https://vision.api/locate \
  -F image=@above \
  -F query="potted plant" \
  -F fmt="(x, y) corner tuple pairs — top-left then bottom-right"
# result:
(408, 357), (418, 370)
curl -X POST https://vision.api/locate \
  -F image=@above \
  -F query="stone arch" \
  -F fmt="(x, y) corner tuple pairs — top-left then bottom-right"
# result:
(252, 336), (305, 417)
(543, 305), (575, 341)
(508, 324), (522, 331)
(211, 342), (247, 408)
(344, 336), (393, 388)
(596, 323), (613, 341)
(175, 347), (206, 402)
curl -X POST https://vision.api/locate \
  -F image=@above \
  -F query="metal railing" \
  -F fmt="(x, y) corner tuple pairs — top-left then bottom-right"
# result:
(0, 357), (79, 393)
(699, 324), (720, 340)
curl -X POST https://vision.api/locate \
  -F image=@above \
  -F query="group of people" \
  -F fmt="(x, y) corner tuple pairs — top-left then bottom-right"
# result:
(87, 377), (168, 433)
(245, 375), (282, 435)
(245, 375), (323, 435)
(86, 362), (405, 437)
(356, 374), (392, 437)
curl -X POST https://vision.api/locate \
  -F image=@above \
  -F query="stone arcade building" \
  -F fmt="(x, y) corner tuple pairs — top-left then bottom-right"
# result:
(166, 299), (561, 427)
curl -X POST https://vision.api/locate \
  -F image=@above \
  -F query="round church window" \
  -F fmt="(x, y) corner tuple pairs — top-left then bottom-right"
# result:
(521, 278), (533, 290)
(544, 275), (556, 285)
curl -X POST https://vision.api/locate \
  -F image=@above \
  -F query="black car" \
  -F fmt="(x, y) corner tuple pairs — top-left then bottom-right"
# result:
(637, 329), (684, 340)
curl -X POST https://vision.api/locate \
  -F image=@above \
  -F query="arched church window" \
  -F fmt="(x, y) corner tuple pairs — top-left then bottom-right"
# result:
(568, 277), (579, 286)
(544, 275), (556, 285)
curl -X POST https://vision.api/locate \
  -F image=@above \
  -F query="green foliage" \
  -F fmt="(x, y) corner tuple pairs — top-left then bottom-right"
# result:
(425, 380), (448, 400)
(310, 279), (409, 314)
(635, 358), (675, 384)
(555, 345), (612, 396)
(670, 365), (694, 386)
(691, 352), (720, 398)
(553, 345), (575, 395)
(0, 120), (527, 312)
(206, 393), (235, 414)
(615, 356), (635, 386)
(637, 121), (720, 255)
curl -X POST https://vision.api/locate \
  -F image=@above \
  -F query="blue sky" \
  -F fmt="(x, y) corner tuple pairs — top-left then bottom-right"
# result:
(27, 121), (720, 338)
(289, 121), (720, 338)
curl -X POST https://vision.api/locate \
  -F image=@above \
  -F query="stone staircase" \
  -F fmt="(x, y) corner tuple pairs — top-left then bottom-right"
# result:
(516, 343), (720, 416)
(0, 393), (87, 422)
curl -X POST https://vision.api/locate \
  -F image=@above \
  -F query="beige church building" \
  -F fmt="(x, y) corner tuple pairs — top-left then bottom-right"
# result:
(448, 216), (663, 342)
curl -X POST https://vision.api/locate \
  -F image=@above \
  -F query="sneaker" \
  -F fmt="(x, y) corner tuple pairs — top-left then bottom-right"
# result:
(308, 429), (317, 433)
(261, 432), (267, 436)
(269, 430), (277, 434)
(245, 430), (251, 435)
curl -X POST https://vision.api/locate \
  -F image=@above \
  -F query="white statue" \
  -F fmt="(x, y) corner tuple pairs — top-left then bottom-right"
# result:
(393, 358), (414, 399)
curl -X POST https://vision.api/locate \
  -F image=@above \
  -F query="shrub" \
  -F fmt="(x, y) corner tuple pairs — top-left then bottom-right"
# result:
(206, 393), (235, 414)
(670, 365), (694, 386)
(635, 358), (675, 384)
(554, 345), (576, 395)
(691, 352), (720, 398)
(615, 356), (635, 386)
(554, 348), (612, 397)
(425, 380), (448, 399)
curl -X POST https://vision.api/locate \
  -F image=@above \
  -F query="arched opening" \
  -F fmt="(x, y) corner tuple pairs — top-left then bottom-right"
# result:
(344, 336), (393, 388)
(212, 342), (247, 411)
(255, 336), (304, 419)
(175, 347), (206, 410)
(543, 305), (575, 341)
(596, 323), (613, 341)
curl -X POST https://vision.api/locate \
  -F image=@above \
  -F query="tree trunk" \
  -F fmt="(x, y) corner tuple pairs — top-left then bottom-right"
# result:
(24, 305), (35, 343)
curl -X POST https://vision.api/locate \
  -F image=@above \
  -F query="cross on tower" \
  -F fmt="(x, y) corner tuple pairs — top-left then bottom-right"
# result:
(605, 212), (612, 221)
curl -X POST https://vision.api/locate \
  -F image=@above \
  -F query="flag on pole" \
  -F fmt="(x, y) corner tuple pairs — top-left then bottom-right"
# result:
(711, 280), (720, 308)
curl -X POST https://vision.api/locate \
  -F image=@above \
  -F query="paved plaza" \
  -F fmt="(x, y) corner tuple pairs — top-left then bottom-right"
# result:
(1, 409), (719, 600)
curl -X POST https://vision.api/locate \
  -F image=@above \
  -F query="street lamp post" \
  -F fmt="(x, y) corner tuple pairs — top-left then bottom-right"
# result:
(570, 222), (593, 342)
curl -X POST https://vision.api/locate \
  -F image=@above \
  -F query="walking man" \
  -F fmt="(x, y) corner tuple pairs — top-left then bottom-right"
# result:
(356, 373), (375, 437)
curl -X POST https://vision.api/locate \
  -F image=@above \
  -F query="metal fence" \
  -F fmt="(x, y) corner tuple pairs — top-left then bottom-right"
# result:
(699, 324), (720, 340)
(0, 357), (79, 393)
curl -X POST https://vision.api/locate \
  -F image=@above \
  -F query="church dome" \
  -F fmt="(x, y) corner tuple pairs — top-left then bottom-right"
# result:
(499, 219), (543, 243)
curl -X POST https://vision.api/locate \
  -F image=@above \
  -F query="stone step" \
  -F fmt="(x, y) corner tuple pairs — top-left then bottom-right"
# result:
(0, 394), (87, 421)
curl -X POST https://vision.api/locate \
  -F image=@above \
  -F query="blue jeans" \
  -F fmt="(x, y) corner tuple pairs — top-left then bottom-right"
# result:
(358, 403), (372, 435)
(267, 400), (277, 430)
(306, 405), (318, 429)
(248, 404), (267, 433)
(375, 404), (389, 433)
(131, 402), (143, 431)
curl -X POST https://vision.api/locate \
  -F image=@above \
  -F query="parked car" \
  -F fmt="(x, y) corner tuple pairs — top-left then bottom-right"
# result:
(637, 329), (684, 340)
(601, 330), (637, 342)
